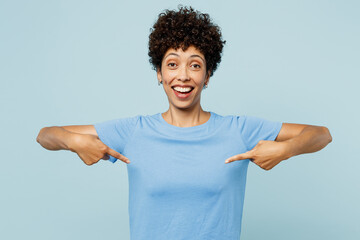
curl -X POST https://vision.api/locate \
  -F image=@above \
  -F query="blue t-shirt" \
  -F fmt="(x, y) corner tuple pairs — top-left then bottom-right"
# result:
(94, 111), (282, 240)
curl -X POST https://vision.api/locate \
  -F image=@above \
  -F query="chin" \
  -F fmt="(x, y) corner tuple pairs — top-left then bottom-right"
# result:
(170, 100), (198, 110)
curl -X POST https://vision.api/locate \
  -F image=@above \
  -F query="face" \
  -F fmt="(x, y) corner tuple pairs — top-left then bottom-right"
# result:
(157, 45), (210, 110)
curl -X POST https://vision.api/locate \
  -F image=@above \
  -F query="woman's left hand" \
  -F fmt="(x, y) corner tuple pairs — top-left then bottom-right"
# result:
(224, 140), (291, 170)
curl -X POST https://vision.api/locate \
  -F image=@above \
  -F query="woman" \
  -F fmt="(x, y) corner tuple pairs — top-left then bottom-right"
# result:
(36, 6), (332, 240)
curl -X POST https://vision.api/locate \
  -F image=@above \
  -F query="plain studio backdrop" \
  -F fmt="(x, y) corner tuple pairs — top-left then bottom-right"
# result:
(1, 0), (359, 239)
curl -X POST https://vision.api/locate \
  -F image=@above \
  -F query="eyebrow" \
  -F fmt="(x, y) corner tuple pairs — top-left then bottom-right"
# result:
(164, 53), (205, 63)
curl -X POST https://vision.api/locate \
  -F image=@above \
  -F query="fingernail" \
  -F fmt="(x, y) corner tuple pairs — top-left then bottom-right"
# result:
(225, 160), (229, 163)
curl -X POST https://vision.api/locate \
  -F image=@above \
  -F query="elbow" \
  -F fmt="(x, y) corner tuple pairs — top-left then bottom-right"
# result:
(321, 126), (332, 143)
(36, 127), (47, 144)
(36, 129), (42, 143)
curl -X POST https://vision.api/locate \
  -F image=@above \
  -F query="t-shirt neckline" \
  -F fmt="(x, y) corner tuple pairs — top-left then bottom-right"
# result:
(157, 111), (214, 131)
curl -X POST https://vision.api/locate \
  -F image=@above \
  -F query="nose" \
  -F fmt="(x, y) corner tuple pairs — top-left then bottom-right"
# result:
(177, 65), (190, 81)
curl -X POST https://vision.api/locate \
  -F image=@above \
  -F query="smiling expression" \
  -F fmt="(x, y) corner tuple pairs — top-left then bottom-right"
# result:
(157, 45), (210, 110)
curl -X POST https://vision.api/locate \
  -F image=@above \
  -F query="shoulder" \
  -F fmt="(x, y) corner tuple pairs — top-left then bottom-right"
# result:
(208, 111), (247, 130)
(210, 111), (245, 123)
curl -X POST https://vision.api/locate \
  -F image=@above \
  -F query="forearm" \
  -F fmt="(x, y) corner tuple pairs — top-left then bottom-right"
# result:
(283, 126), (332, 158)
(36, 126), (76, 151)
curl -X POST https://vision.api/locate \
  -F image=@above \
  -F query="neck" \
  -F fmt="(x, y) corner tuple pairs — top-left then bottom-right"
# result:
(162, 104), (210, 128)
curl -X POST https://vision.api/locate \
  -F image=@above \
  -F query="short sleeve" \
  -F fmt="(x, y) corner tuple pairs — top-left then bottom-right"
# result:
(237, 115), (283, 151)
(93, 115), (140, 163)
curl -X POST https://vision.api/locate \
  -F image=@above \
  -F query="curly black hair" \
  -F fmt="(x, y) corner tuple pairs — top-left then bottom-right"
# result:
(148, 6), (226, 77)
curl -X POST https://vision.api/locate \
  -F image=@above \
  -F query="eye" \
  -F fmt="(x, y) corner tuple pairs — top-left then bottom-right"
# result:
(167, 62), (177, 67)
(191, 64), (201, 69)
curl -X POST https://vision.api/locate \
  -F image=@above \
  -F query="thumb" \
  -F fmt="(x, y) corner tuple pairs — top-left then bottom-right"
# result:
(225, 150), (254, 163)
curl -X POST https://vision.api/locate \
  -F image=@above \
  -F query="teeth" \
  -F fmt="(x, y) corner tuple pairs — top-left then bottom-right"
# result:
(173, 86), (193, 93)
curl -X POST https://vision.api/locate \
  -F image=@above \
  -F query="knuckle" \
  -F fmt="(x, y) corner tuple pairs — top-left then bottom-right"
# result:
(262, 164), (271, 170)
(100, 145), (108, 152)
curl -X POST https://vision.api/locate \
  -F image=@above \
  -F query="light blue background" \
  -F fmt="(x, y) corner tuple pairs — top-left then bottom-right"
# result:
(1, 0), (359, 239)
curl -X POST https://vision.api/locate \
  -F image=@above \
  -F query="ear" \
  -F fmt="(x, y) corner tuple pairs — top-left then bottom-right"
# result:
(157, 68), (162, 84)
(205, 70), (211, 85)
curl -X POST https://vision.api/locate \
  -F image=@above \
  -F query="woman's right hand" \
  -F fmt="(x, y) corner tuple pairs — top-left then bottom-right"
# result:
(68, 133), (130, 165)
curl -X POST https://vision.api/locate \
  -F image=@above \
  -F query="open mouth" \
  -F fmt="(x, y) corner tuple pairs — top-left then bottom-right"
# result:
(171, 86), (194, 94)
(171, 86), (194, 98)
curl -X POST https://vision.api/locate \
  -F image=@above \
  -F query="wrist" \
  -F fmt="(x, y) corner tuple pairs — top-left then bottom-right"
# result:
(282, 138), (298, 159)
(64, 131), (81, 152)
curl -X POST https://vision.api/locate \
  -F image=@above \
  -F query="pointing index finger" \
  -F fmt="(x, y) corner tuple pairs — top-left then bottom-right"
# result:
(225, 151), (253, 163)
(106, 147), (130, 164)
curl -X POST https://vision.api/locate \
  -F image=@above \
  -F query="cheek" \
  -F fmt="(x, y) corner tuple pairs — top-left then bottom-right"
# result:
(195, 74), (207, 85)
(162, 73), (176, 84)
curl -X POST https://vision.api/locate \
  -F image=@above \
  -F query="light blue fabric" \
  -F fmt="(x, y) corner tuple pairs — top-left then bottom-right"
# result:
(94, 112), (282, 240)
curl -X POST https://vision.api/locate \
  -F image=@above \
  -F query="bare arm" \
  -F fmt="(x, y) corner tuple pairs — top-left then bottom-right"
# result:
(280, 124), (332, 158)
(225, 123), (332, 170)
(36, 125), (130, 165)
(62, 125), (98, 136)
(36, 126), (76, 151)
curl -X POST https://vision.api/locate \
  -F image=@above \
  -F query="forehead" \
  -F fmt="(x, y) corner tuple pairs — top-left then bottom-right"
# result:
(163, 45), (205, 60)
